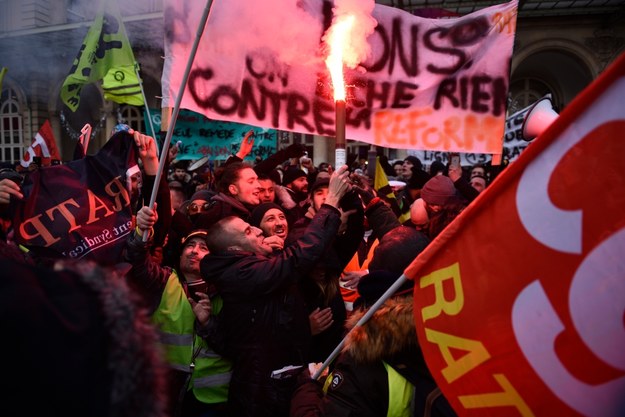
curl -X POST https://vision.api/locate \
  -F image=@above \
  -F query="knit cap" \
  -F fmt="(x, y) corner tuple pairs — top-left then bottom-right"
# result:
(250, 202), (284, 228)
(368, 226), (430, 275)
(420, 175), (457, 206)
(309, 178), (330, 196)
(403, 155), (423, 170)
(190, 190), (214, 202)
(354, 270), (414, 309)
(429, 160), (447, 176)
(282, 168), (307, 186)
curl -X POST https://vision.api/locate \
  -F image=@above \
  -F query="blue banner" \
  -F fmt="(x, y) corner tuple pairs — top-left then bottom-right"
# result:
(144, 109), (278, 161)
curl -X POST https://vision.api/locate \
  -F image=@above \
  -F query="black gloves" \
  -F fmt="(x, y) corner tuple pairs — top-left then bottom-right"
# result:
(353, 185), (375, 206)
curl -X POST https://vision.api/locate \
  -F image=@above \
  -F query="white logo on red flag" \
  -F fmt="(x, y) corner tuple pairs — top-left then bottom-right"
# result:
(19, 120), (61, 168)
(404, 53), (625, 416)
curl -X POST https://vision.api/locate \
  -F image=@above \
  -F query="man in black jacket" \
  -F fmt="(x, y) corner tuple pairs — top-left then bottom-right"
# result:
(286, 177), (364, 363)
(290, 227), (457, 417)
(199, 165), (352, 417)
(165, 161), (262, 268)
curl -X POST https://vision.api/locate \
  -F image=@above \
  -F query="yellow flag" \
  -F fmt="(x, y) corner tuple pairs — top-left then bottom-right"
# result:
(61, 0), (144, 111)
(374, 157), (394, 200)
(373, 157), (410, 223)
(0, 67), (7, 92)
(102, 63), (144, 106)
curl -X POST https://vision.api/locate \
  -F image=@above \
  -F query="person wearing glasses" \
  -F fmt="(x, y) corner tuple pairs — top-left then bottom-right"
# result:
(186, 190), (215, 218)
(161, 189), (215, 267)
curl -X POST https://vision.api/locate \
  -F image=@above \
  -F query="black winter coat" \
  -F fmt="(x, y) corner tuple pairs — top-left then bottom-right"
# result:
(286, 194), (365, 363)
(290, 296), (457, 417)
(200, 204), (343, 417)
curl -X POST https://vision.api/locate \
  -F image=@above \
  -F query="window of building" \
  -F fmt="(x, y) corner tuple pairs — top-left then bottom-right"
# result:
(277, 131), (314, 155)
(117, 105), (144, 132)
(509, 78), (554, 114)
(0, 85), (24, 164)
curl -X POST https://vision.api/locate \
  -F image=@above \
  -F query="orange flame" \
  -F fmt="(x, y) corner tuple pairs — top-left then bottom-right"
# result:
(325, 15), (355, 101)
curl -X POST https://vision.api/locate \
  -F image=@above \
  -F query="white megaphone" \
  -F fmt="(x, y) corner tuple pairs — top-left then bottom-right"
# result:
(521, 96), (559, 141)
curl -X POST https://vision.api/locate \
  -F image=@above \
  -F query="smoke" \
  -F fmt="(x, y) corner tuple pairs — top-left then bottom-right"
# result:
(322, 0), (378, 71)
(207, 0), (378, 70)
(203, 0), (325, 67)
(0, 0), (377, 115)
(0, 0), (164, 107)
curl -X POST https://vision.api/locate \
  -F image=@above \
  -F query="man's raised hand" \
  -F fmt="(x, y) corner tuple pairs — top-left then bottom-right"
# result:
(325, 165), (352, 208)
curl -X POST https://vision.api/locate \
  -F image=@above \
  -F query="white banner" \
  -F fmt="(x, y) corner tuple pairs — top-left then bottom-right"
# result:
(409, 96), (547, 167)
(163, 0), (518, 154)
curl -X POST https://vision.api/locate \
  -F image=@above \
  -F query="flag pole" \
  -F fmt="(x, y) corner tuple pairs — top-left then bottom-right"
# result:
(134, 63), (158, 150)
(312, 274), (409, 380)
(143, 0), (214, 241)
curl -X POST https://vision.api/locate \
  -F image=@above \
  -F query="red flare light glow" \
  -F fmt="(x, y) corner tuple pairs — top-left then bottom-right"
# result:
(325, 15), (354, 168)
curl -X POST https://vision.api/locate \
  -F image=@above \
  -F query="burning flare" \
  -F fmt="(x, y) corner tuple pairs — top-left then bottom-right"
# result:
(325, 15), (355, 101)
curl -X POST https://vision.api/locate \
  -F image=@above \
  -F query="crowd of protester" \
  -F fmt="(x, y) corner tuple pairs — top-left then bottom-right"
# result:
(0, 127), (500, 417)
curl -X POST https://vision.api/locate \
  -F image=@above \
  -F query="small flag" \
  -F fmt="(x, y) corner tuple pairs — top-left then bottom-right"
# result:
(19, 120), (61, 169)
(0, 67), (7, 92)
(373, 157), (408, 223)
(102, 63), (144, 106)
(73, 124), (92, 160)
(60, 0), (144, 111)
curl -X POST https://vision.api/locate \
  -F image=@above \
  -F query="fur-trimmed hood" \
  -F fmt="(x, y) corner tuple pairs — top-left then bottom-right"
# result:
(343, 295), (417, 364)
(0, 254), (167, 417)
(62, 260), (167, 417)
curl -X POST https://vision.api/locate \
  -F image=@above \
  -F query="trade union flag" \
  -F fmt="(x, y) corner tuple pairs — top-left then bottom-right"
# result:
(404, 52), (625, 416)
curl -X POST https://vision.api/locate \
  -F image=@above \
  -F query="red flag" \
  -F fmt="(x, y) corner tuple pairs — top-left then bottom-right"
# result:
(404, 52), (625, 416)
(19, 120), (61, 169)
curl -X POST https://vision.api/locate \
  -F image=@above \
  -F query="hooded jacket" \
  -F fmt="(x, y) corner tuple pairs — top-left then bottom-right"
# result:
(290, 296), (456, 417)
(0, 255), (167, 417)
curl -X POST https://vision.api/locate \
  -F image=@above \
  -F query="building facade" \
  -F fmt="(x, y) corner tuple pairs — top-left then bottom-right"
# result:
(0, 0), (623, 167)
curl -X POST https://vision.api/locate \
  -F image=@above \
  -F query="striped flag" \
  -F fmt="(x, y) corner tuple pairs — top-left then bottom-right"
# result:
(61, 0), (143, 111)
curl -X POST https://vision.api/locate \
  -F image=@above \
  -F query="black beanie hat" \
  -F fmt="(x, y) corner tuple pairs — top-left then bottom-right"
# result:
(190, 190), (214, 202)
(309, 177), (330, 196)
(354, 270), (414, 309)
(430, 160), (447, 176)
(282, 168), (307, 186)
(404, 155), (423, 170)
(250, 202), (284, 228)
(268, 169), (282, 185)
(368, 226), (430, 275)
